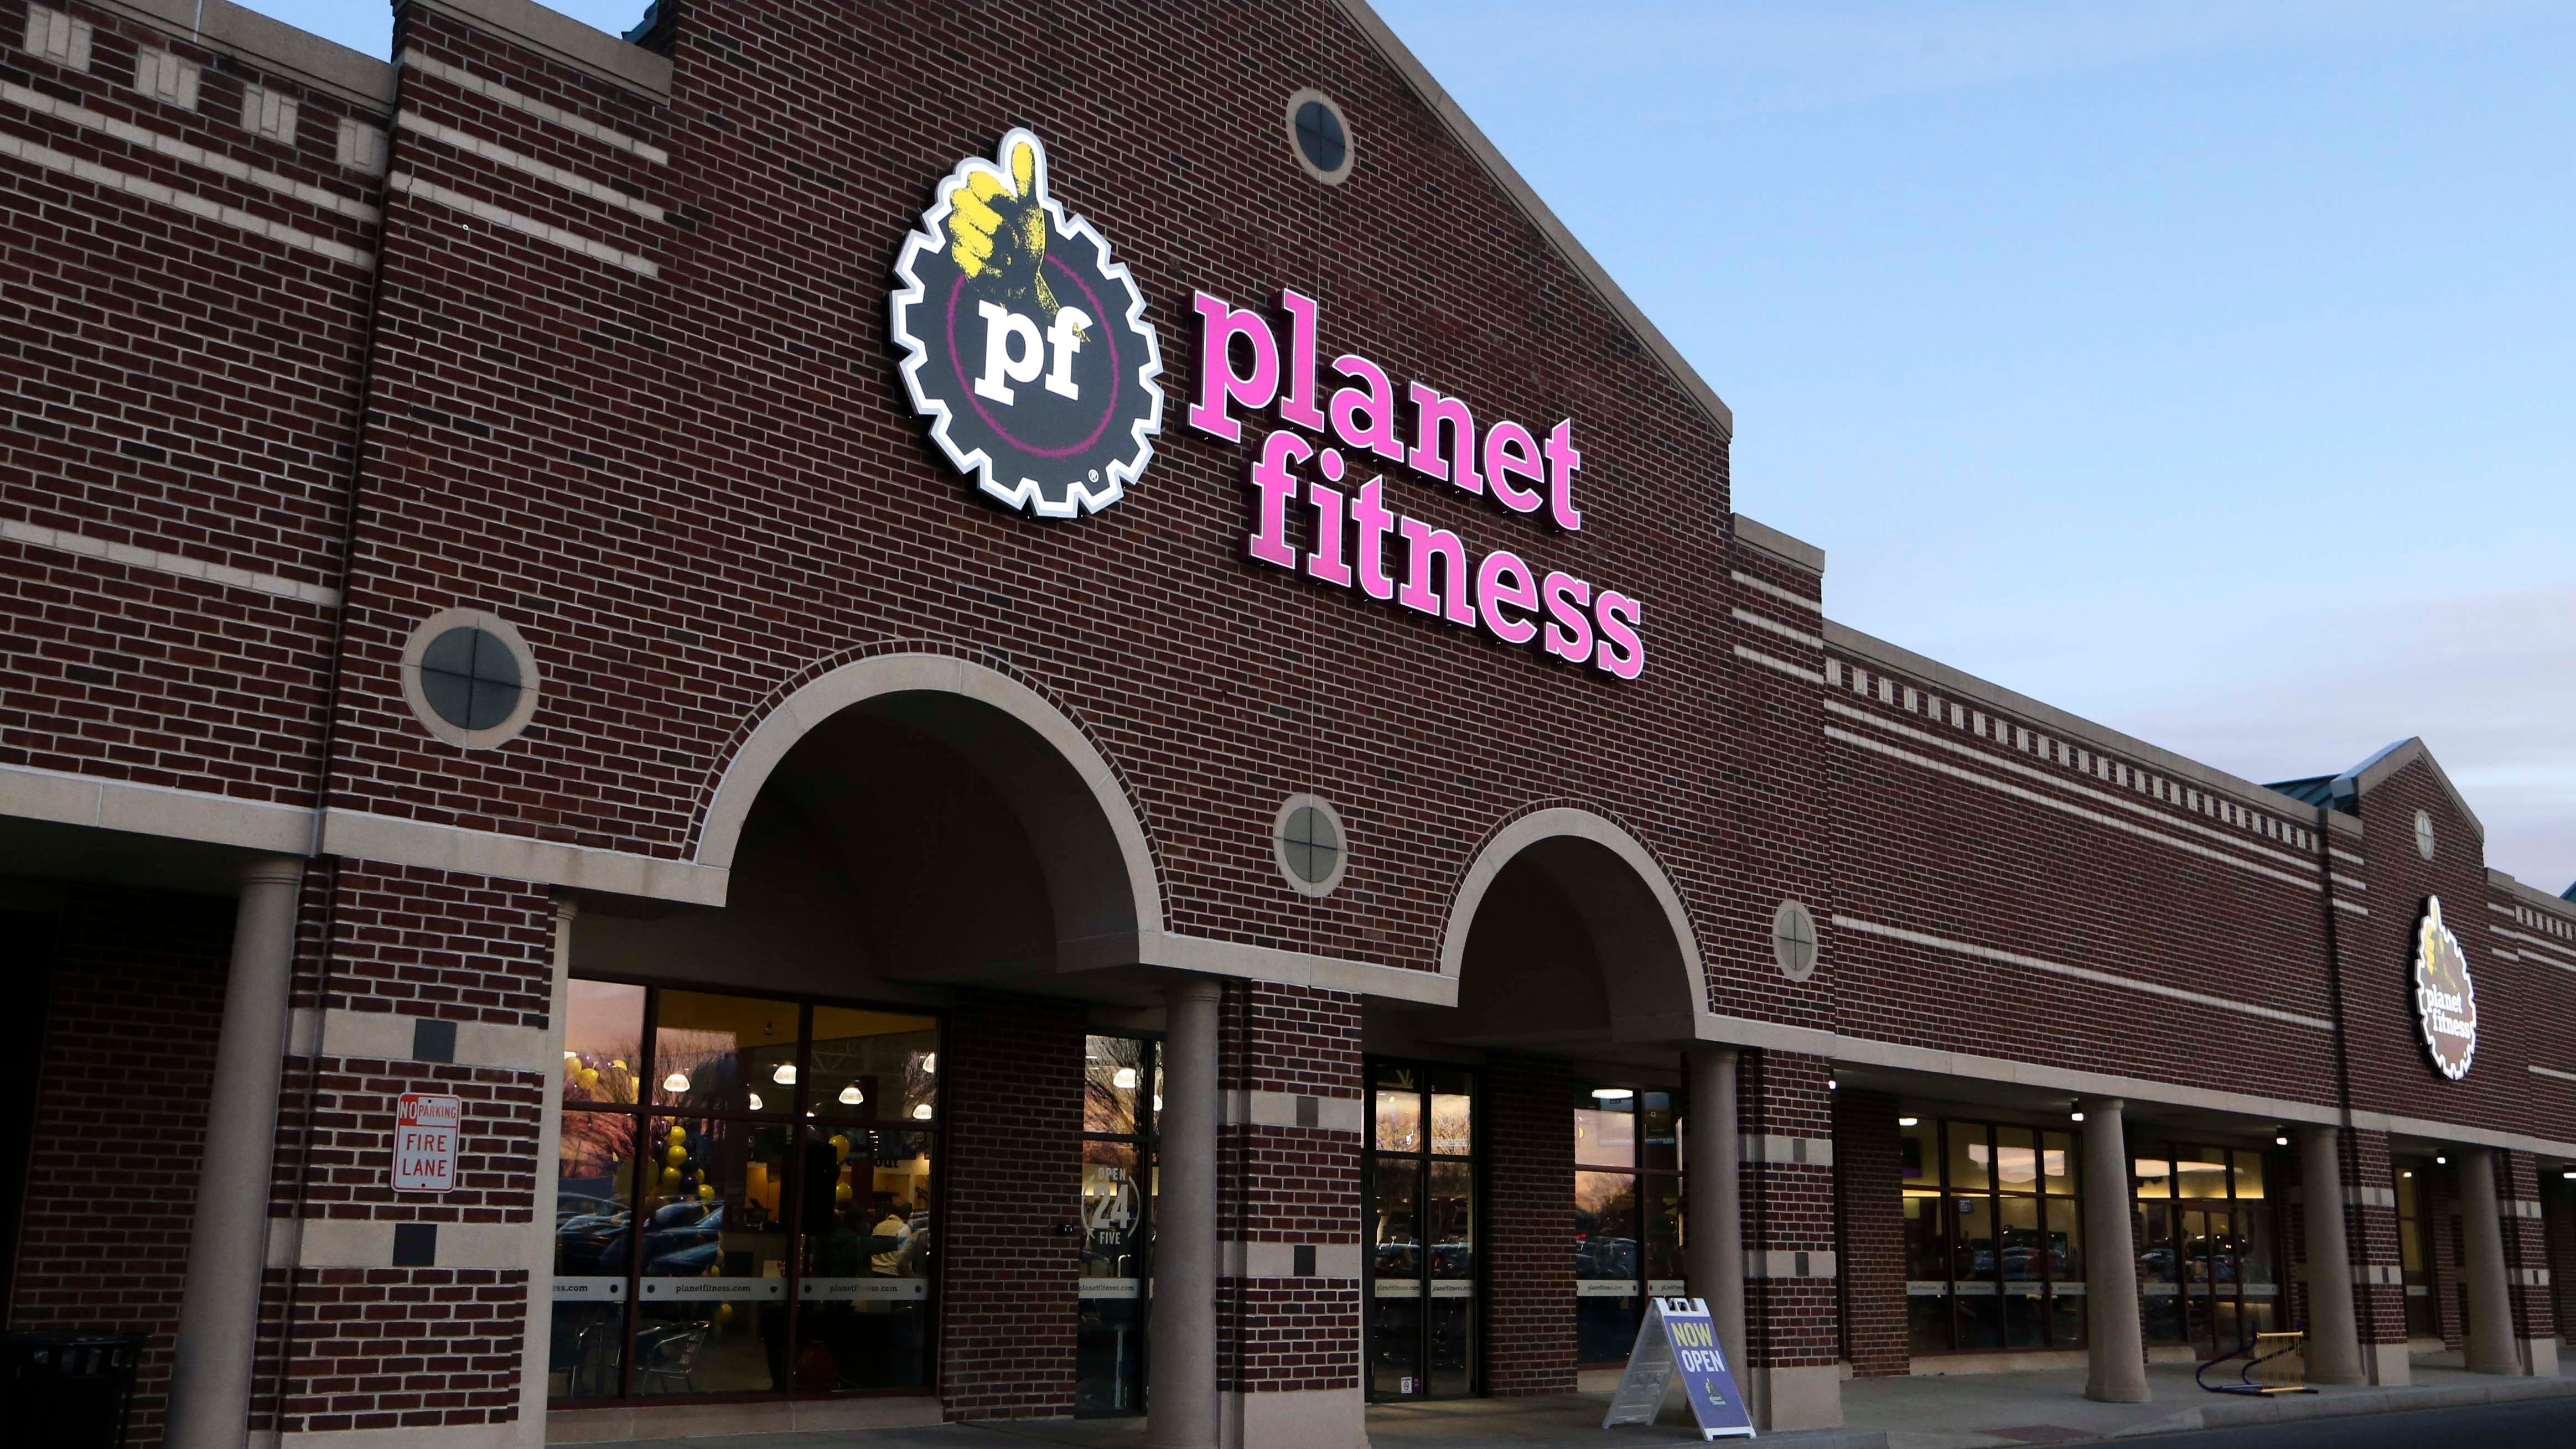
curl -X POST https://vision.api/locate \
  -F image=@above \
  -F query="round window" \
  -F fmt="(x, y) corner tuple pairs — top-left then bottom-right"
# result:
(2414, 809), (2435, 861)
(1772, 900), (1819, 981)
(1273, 794), (1349, 896)
(421, 627), (522, 730)
(1283, 89), (1353, 185)
(400, 607), (540, 749)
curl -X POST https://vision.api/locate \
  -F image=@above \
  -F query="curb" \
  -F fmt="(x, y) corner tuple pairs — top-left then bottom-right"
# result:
(2105, 1372), (2576, 1438)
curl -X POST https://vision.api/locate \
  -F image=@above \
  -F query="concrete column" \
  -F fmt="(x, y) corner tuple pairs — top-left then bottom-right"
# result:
(2079, 1099), (2149, 1403)
(2296, 1126), (2365, 1383)
(1148, 979), (1221, 1449)
(1684, 1047), (1746, 1385)
(166, 855), (304, 1449)
(2460, 1148), (2522, 1374)
(517, 897), (579, 1446)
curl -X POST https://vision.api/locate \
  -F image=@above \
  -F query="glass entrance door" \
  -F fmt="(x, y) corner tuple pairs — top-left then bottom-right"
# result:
(1365, 1062), (1476, 1400)
(1079, 1036), (1155, 1415)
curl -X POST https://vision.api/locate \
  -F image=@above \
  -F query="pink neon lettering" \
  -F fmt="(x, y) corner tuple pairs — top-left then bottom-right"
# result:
(1484, 420), (1543, 513)
(1593, 590), (1645, 678)
(1474, 550), (1539, 645)
(1351, 477), (1398, 602)
(1405, 382), (1482, 495)
(1541, 571), (1594, 663)
(1277, 290), (1325, 431)
(1329, 355), (1407, 464)
(1188, 292), (1280, 442)
(1398, 518), (1476, 625)
(1245, 430), (1307, 569)
(1543, 420), (1584, 532)
(1306, 482), (1352, 586)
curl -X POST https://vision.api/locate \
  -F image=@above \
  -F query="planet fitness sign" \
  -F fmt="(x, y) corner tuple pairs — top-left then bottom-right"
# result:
(1187, 291), (1647, 680)
(892, 131), (1647, 678)
(2413, 896), (2476, 1079)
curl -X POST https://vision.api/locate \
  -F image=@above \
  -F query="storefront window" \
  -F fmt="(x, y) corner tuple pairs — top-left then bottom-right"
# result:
(1367, 1061), (1476, 1400)
(1573, 1083), (1683, 1366)
(552, 983), (939, 1405)
(2131, 1138), (2280, 1358)
(2396, 1164), (2435, 1338)
(1079, 1035), (1156, 1415)
(1899, 1116), (2082, 1355)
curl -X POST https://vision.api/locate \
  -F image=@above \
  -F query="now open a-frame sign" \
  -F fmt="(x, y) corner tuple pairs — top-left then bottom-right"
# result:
(1603, 1296), (1756, 1439)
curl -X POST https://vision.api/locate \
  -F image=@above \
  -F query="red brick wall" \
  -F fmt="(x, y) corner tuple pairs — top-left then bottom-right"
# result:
(1740, 1050), (1836, 1369)
(1832, 1088), (1905, 1376)
(2503, 1151), (2555, 1346)
(1481, 1052), (1573, 1394)
(257, 861), (553, 1435)
(0, 0), (373, 807)
(1220, 984), (1361, 1396)
(936, 990), (1083, 1419)
(6, 885), (235, 1449)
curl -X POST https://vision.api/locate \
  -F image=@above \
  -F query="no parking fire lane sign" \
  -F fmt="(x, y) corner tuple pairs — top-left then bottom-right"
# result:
(395, 1092), (462, 1193)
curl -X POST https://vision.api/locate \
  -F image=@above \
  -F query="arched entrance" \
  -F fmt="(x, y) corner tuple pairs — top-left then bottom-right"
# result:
(548, 654), (1188, 1428)
(1363, 808), (1707, 1401)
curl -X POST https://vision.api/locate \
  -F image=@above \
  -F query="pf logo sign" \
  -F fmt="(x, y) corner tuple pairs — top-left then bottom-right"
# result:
(893, 129), (1163, 518)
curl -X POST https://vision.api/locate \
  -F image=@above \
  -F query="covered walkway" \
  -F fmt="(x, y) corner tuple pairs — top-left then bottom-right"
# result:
(566, 1350), (2576, 1449)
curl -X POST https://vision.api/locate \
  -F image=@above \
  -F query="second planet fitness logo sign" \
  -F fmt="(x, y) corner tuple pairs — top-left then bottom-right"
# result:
(2413, 896), (2476, 1080)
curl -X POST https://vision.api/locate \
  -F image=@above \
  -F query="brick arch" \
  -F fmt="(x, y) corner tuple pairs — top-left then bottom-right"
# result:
(692, 651), (1162, 949)
(1438, 804), (1708, 1037)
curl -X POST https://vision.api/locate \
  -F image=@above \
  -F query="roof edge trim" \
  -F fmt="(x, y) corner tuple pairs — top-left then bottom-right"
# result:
(2337, 736), (2486, 843)
(1823, 621), (2326, 824)
(402, 0), (672, 103)
(1331, 0), (1733, 440)
(1732, 513), (1825, 575)
(89, 0), (397, 110)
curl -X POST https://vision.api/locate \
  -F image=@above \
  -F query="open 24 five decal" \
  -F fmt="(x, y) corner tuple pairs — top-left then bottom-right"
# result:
(892, 129), (1164, 518)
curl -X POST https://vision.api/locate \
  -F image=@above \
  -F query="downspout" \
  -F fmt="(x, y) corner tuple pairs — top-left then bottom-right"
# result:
(262, 21), (414, 1430)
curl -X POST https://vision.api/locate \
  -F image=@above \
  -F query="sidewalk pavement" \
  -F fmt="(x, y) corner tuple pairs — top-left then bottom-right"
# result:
(574, 1351), (2576, 1449)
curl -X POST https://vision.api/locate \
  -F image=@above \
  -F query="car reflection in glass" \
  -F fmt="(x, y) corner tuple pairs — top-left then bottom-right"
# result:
(642, 1200), (724, 1275)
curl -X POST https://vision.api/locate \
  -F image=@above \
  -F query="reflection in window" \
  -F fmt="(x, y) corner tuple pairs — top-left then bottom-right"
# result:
(2131, 1135), (2280, 1357)
(1573, 1083), (1683, 1367)
(552, 983), (939, 1405)
(1078, 1035), (1155, 1415)
(1368, 1062), (1476, 1400)
(1901, 1117), (2083, 1356)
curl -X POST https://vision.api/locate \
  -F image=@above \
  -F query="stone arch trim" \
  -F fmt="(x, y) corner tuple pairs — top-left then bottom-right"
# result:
(1438, 801), (1707, 1029)
(691, 643), (1164, 938)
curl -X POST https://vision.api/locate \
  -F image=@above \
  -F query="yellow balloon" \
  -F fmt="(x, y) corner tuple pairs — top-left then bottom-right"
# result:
(835, 1181), (853, 1204)
(666, 1145), (687, 1167)
(667, 1125), (687, 1146)
(578, 1068), (600, 1090)
(829, 1134), (850, 1164)
(660, 1166), (680, 1190)
(716, 1302), (734, 1323)
(696, 1182), (715, 1202)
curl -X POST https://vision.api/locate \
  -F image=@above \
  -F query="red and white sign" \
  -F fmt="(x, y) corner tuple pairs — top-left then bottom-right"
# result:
(394, 1093), (462, 1193)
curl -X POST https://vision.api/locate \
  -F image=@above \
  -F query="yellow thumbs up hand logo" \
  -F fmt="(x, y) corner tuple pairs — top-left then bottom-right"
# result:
(947, 138), (1064, 320)
(892, 128), (1165, 519)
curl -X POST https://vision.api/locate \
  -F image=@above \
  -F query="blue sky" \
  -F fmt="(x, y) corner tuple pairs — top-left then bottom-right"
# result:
(262, 1), (2576, 889)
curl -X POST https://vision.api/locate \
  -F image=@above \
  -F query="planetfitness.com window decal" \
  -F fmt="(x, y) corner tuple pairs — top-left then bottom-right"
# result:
(891, 129), (1164, 518)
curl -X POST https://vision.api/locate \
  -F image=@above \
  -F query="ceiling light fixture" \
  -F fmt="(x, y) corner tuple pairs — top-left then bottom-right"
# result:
(1592, 1087), (1634, 1101)
(839, 1084), (865, 1105)
(773, 1063), (797, 1085)
(1899, 1117), (1920, 1128)
(662, 1072), (690, 1093)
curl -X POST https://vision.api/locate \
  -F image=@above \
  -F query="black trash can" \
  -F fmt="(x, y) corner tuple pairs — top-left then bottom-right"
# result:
(1, 1333), (145, 1449)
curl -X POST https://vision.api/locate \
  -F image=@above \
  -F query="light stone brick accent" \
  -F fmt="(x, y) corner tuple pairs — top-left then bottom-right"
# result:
(240, 84), (298, 144)
(20, 4), (91, 70)
(132, 45), (200, 110)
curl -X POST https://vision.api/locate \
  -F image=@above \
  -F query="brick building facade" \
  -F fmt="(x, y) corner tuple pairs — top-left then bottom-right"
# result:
(3, 1), (2572, 1446)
